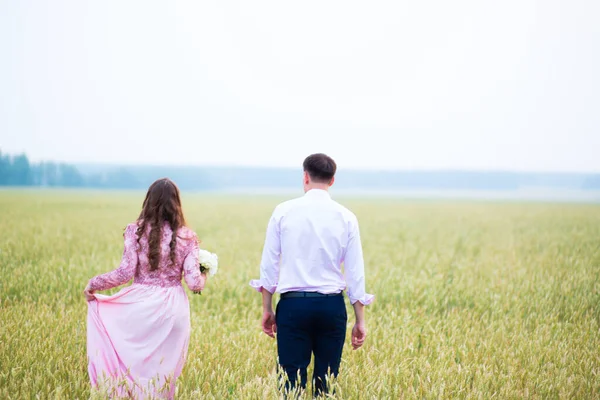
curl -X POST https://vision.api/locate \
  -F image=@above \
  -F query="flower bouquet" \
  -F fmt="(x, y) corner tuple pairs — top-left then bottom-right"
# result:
(198, 249), (218, 277)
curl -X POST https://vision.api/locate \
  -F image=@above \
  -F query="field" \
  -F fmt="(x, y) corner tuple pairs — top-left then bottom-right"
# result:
(1, 190), (599, 399)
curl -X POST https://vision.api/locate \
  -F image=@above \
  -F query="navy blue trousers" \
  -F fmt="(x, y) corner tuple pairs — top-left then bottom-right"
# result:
(275, 295), (347, 396)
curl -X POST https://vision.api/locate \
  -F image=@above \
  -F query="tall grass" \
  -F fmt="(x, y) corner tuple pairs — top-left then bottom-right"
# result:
(1, 190), (599, 399)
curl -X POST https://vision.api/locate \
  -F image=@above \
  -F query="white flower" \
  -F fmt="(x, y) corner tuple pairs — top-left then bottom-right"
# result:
(198, 249), (218, 276)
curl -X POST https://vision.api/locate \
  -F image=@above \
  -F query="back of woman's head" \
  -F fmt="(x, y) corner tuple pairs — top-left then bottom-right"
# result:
(137, 178), (186, 271)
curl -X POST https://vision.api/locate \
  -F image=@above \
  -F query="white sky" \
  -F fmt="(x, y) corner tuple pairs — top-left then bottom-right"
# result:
(1, 0), (599, 172)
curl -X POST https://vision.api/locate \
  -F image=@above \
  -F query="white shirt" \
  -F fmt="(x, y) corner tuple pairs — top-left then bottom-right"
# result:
(250, 189), (374, 305)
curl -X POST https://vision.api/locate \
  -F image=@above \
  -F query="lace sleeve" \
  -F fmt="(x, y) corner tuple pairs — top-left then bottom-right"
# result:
(88, 223), (139, 292)
(183, 234), (204, 291)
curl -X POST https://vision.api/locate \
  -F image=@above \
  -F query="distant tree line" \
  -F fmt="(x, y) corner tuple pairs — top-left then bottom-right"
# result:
(1, 150), (599, 191)
(0, 151), (85, 187)
(0, 151), (214, 190)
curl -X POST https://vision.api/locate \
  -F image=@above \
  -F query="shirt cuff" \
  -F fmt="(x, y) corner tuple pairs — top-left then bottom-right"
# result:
(349, 293), (375, 306)
(249, 280), (277, 294)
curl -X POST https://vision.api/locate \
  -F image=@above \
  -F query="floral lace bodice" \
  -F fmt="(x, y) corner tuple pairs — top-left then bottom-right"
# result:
(88, 222), (203, 292)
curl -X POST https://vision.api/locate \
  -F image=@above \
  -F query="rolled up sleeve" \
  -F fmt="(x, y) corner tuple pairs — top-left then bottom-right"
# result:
(343, 217), (375, 305)
(249, 212), (281, 294)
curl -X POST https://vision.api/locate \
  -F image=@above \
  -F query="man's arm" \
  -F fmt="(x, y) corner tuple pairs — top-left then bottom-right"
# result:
(250, 211), (281, 337)
(250, 213), (281, 294)
(344, 216), (374, 349)
(261, 290), (276, 338)
(351, 302), (366, 350)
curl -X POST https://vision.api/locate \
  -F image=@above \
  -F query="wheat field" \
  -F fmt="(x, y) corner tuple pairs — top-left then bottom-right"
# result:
(0, 190), (599, 399)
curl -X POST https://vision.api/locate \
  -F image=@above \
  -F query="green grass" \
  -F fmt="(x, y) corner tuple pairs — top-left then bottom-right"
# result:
(1, 190), (599, 399)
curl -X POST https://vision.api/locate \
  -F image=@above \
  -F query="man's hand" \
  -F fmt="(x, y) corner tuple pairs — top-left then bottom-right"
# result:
(351, 301), (367, 350)
(351, 322), (366, 350)
(260, 290), (276, 338)
(261, 311), (277, 338)
(83, 285), (96, 301)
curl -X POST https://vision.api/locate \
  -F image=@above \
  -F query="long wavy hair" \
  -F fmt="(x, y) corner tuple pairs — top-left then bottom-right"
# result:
(136, 178), (187, 271)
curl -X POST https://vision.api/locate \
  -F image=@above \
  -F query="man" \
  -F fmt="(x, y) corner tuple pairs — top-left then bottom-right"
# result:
(250, 153), (374, 396)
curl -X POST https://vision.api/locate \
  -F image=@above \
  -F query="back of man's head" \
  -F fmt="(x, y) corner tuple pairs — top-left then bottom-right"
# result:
(303, 153), (337, 184)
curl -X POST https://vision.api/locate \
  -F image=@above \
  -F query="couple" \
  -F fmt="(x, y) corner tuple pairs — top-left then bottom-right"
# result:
(84, 153), (374, 398)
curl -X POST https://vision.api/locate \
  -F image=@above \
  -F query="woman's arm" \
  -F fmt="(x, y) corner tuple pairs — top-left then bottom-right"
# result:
(183, 234), (206, 292)
(86, 224), (139, 293)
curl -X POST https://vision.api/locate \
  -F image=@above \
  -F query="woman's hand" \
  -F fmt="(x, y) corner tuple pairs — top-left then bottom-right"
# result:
(83, 285), (96, 301)
(193, 273), (208, 295)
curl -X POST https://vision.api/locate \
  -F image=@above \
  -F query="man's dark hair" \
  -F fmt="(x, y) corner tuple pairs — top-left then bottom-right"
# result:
(303, 153), (337, 183)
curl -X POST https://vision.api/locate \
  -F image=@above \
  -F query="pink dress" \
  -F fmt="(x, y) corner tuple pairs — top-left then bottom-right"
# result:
(87, 222), (203, 399)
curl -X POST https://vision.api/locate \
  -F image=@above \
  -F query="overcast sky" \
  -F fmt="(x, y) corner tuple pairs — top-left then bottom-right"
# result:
(1, 0), (599, 171)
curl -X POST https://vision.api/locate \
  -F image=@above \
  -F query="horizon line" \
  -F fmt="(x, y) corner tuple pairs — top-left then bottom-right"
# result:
(72, 161), (600, 175)
(3, 152), (599, 175)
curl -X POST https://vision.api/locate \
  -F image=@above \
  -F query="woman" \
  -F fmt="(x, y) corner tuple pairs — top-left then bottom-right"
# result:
(84, 178), (206, 399)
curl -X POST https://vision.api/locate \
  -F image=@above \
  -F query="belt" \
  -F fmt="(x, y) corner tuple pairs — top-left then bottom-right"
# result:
(280, 291), (343, 299)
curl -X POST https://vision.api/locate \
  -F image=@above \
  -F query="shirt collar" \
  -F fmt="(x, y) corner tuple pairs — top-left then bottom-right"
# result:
(304, 189), (331, 199)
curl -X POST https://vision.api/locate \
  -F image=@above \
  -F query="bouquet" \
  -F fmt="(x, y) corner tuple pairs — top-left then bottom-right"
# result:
(198, 249), (218, 277)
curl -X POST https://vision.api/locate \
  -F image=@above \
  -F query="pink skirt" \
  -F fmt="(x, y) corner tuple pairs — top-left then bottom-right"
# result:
(87, 284), (190, 399)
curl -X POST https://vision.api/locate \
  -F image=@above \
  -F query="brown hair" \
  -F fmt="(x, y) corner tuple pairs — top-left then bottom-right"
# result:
(136, 178), (186, 271)
(303, 153), (337, 183)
